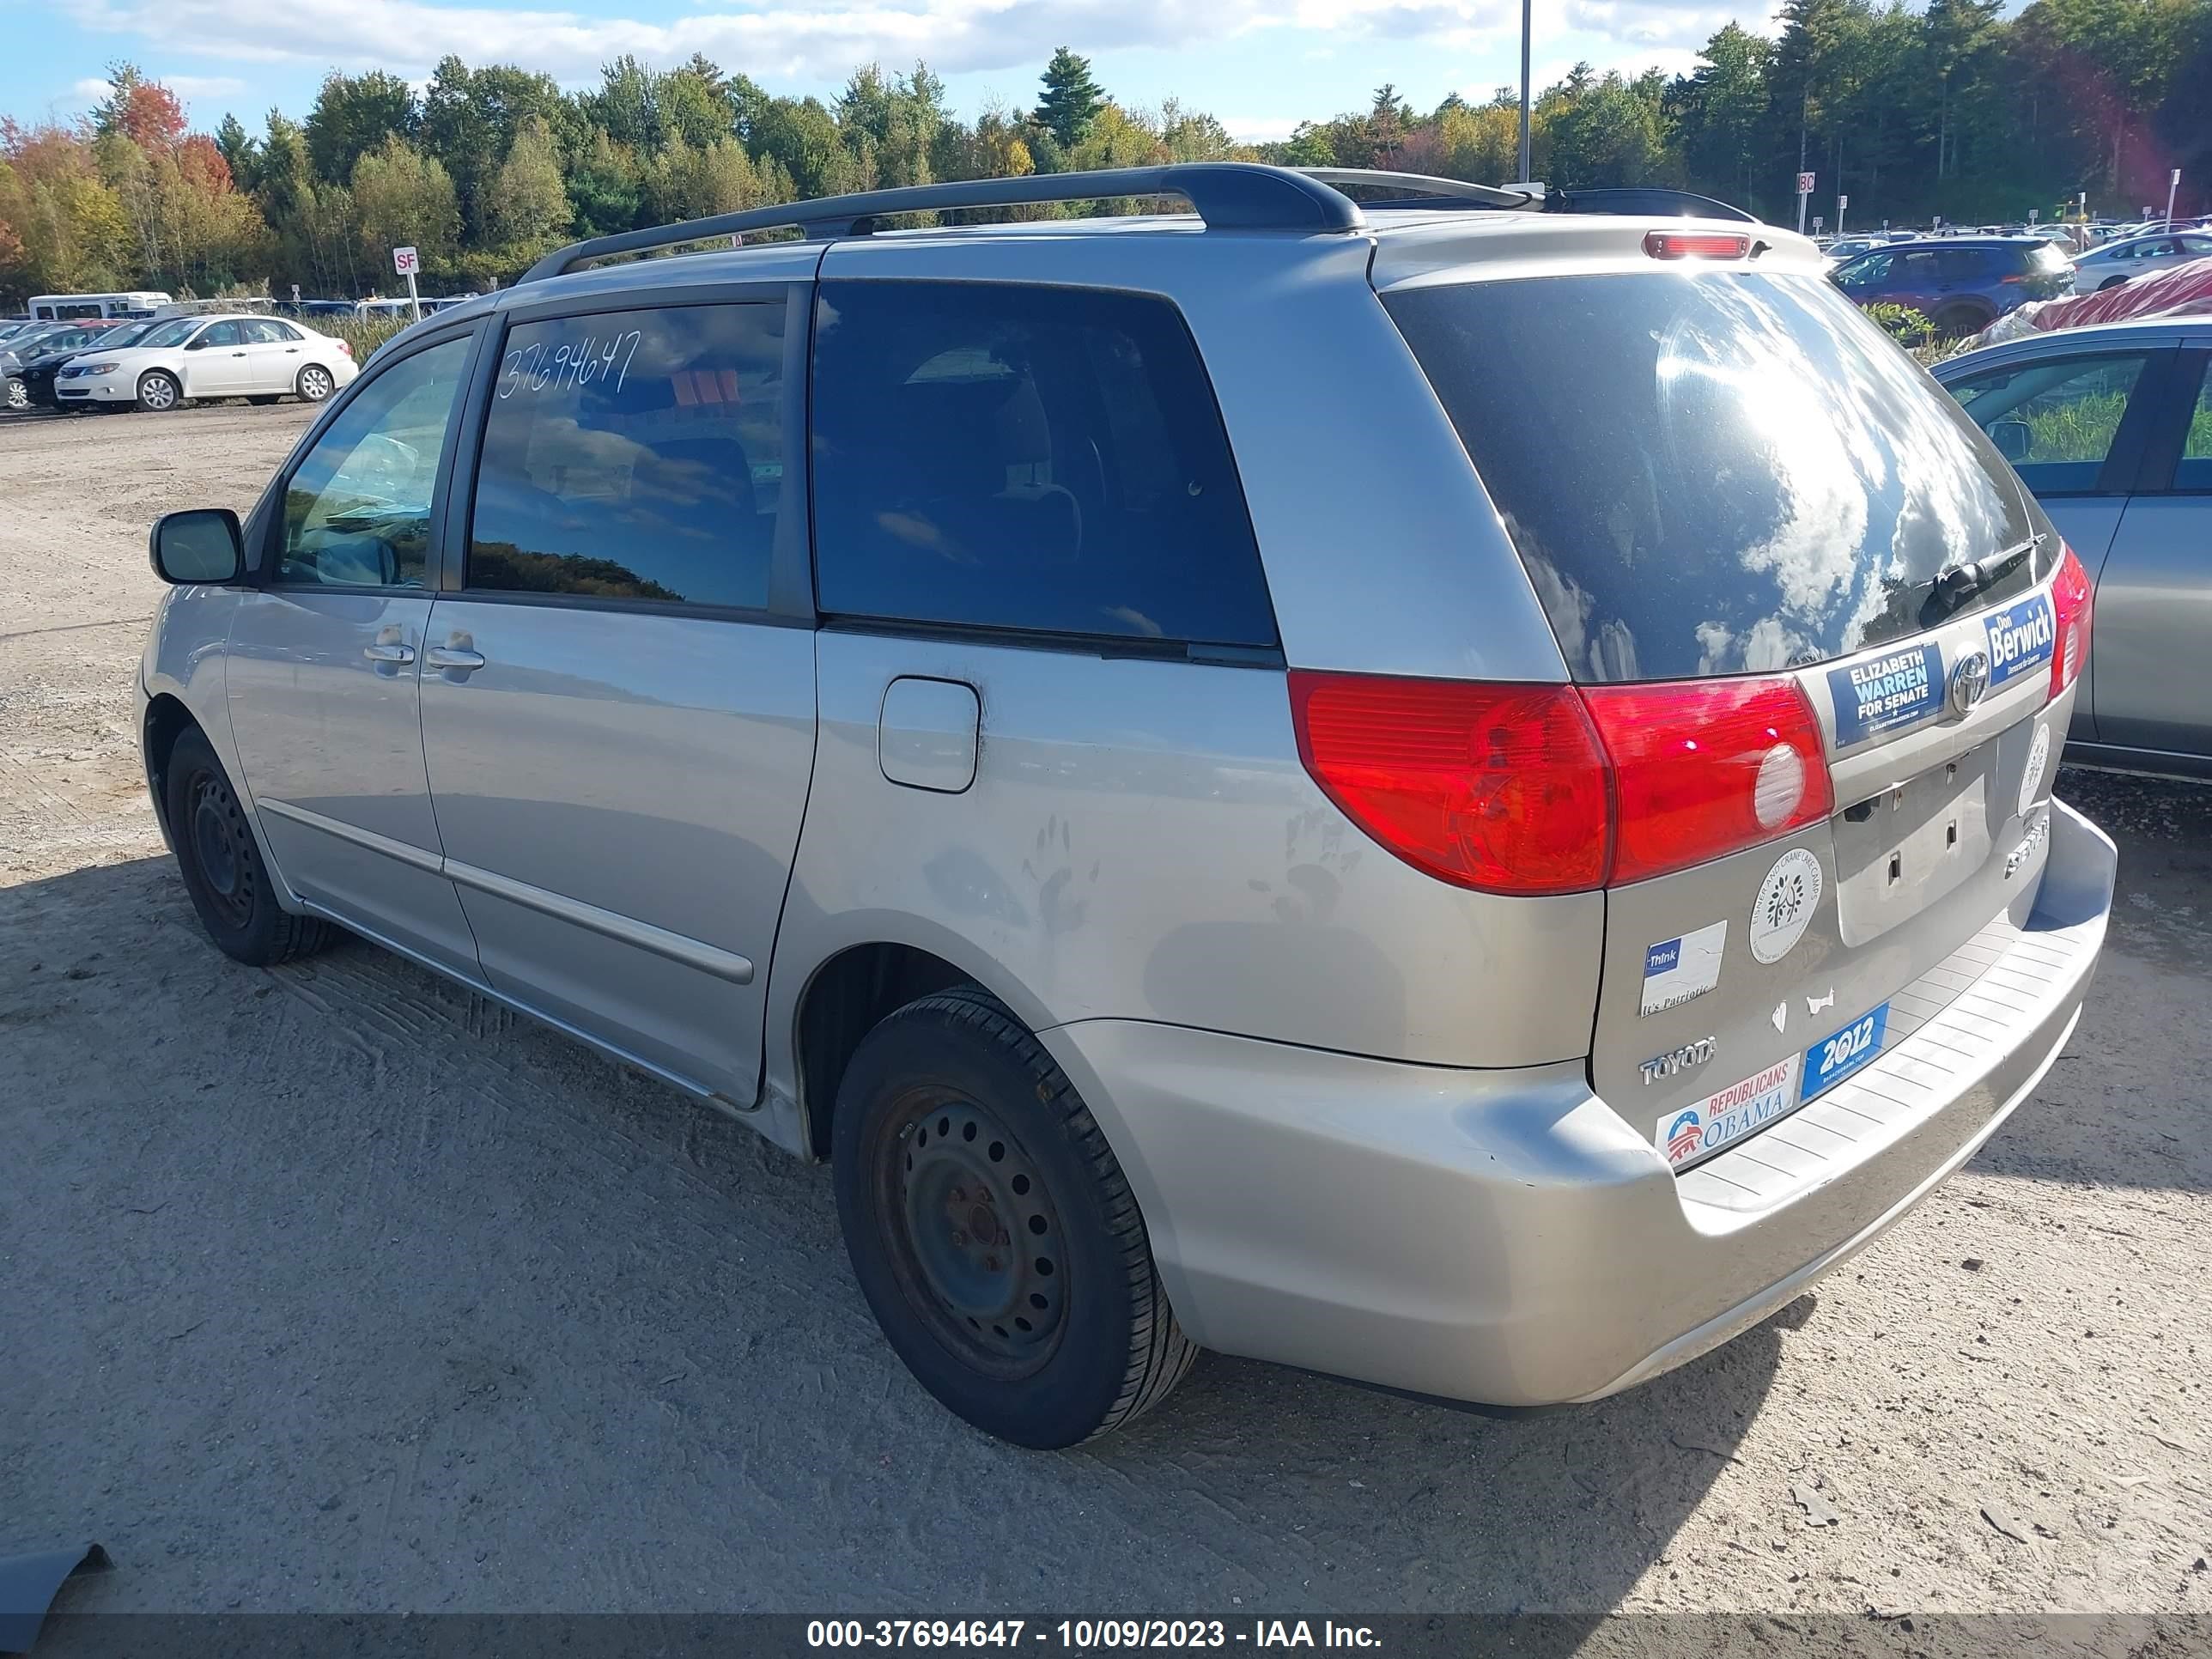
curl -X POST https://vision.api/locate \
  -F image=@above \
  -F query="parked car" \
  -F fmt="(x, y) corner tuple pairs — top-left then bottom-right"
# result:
(1831, 237), (2074, 335)
(1936, 317), (2212, 777)
(59, 313), (357, 411)
(2069, 229), (2212, 292)
(3, 319), (129, 407)
(10, 318), (162, 409)
(137, 163), (2114, 1447)
(1824, 234), (1883, 264)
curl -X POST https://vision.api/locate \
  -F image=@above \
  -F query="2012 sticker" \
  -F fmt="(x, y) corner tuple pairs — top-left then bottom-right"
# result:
(1639, 920), (1727, 1016)
(1802, 1003), (1890, 1101)
(1749, 848), (1823, 964)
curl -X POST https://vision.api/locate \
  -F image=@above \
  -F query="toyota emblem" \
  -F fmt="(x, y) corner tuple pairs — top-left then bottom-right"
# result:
(1949, 649), (1991, 715)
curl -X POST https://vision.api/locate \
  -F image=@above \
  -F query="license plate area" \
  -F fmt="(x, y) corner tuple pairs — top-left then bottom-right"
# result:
(1832, 738), (1996, 947)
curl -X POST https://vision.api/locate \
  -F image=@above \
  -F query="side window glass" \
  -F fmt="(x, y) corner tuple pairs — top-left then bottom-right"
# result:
(1948, 354), (2148, 494)
(277, 335), (471, 587)
(1936, 248), (1985, 282)
(467, 302), (785, 609)
(2175, 363), (2212, 492)
(244, 319), (292, 343)
(811, 280), (1276, 647)
(198, 321), (241, 349)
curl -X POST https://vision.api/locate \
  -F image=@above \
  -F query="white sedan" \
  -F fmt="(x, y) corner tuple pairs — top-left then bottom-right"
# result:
(2070, 228), (2212, 293)
(56, 313), (359, 412)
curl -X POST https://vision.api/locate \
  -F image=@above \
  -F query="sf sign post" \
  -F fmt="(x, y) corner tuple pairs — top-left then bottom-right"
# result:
(392, 245), (421, 321)
(1796, 171), (1815, 235)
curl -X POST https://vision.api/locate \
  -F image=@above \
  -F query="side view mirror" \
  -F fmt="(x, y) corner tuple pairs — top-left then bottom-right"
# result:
(149, 508), (245, 585)
(1988, 418), (2033, 465)
(185, 336), (211, 350)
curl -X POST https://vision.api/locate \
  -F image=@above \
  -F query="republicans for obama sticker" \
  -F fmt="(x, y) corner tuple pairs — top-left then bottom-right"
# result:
(1749, 847), (1823, 964)
(1656, 1054), (1802, 1169)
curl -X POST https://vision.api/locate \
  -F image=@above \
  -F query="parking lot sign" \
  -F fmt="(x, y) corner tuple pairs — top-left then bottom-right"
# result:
(392, 246), (422, 321)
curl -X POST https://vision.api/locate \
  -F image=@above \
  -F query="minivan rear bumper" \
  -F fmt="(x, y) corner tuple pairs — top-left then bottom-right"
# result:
(1040, 799), (2115, 1409)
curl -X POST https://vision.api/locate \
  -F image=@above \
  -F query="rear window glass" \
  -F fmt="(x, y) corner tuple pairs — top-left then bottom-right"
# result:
(468, 301), (786, 609)
(1384, 271), (2039, 682)
(811, 280), (1276, 648)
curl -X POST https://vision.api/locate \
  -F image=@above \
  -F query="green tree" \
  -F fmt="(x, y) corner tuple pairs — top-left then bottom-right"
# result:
(350, 135), (459, 281)
(1032, 47), (1104, 149)
(304, 70), (418, 185)
(215, 112), (261, 191)
(483, 115), (570, 254)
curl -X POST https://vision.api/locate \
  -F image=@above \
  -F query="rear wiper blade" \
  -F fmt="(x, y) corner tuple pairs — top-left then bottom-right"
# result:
(1920, 537), (2040, 625)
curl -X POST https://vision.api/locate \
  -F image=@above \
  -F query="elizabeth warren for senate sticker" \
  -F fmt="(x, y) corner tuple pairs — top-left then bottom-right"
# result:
(1749, 847), (1823, 964)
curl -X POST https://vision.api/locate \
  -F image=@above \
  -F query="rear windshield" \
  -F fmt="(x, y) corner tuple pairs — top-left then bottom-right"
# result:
(1384, 270), (2040, 683)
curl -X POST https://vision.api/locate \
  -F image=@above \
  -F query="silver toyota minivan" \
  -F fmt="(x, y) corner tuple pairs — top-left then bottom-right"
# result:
(138, 165), (2117, 1448)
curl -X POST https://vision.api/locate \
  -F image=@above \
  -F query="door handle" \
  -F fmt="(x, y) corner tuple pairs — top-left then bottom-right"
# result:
(231, 351), (246, 357)
(362, 641), (416, 664)
(427, 644), (486, 674)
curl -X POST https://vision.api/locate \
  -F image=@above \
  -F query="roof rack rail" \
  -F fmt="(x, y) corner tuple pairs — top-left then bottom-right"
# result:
(1294, 168), (1539, 210)
(518, 162), (1367, 283)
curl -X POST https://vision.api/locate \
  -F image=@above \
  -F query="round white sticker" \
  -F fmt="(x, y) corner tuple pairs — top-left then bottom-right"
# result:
(2020, 721), (2051, 817)
(1750, 847), (1824, 964)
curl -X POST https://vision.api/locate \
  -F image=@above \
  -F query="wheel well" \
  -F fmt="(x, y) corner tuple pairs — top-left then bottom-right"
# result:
(142, 693), (198, 841)
(796, 943), (972, 1158)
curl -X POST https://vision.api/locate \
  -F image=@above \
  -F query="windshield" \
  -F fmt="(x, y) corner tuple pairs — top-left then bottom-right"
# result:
(136, 318), (203, 349)
(1384, 270), (2041, 683)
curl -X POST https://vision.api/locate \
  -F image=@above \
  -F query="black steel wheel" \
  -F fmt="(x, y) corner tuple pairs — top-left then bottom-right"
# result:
(833, 987), (1196, 1447)
(163, 727), (331, 966)
(883, 1090), (1069, 1376)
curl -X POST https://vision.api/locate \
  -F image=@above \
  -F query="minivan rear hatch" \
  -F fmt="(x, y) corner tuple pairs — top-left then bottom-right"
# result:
(1381, 252), (2081, 1174)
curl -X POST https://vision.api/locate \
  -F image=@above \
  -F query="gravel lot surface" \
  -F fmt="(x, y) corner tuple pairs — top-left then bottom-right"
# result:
(3, 403), (2209, 1624)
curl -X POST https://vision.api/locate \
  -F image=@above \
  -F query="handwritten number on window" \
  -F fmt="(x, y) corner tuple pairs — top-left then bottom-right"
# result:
(497, 329), (645, 400)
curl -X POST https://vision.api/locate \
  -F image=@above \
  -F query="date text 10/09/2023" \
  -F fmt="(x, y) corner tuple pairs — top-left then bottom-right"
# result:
(806, 1622), (1382, 1650)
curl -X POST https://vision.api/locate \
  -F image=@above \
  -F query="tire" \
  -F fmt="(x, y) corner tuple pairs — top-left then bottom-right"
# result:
(1930, 305), (1985, 340)
(164, 727), (332, 967)
(832, 986), (1197, 1448)
(137, 370), (180, 412)
(296, 363), (336, 403)
(4, 377), (25, 410)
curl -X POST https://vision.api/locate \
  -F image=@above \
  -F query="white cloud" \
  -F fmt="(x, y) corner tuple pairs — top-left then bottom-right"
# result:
(1561, 0), (1782, 53)
(73, 0), (1540, 87)
(69, 76), (112, 103)
(1222, 115), (1300, 142)
(167, 75), (249, 99)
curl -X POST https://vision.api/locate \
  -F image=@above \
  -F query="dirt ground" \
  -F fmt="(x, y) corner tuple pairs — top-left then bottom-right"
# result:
(3, 402), (2210, 1622)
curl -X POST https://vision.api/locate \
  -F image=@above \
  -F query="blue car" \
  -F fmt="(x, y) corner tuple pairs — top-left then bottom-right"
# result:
(1832, 237), (2075, 337)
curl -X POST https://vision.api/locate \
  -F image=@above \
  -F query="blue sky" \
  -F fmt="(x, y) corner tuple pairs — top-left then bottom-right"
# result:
(8, 0), (1784, 144)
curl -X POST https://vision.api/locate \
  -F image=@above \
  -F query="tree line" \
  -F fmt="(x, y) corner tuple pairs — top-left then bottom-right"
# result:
(3, 0), (2207, 306)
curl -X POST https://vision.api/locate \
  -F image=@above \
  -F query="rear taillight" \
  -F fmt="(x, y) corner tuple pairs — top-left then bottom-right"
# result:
(1287, 674), (1610, 895)
(2051, 541), (2092, 698)
(336, 340), (353, 356)
(1644, 230), (1750, 260)
(1289, 672), (1834, 894)
(1581, 678), (1834, 884)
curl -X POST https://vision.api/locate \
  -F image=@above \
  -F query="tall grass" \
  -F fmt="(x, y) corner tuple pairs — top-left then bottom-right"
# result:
(315, 315), (414, 362)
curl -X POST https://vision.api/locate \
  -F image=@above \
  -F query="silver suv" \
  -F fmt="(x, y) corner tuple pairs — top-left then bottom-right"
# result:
(139, 165), (2117, 1448)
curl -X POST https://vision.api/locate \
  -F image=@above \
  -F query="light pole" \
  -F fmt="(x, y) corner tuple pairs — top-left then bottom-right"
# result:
(1517, 0), (1532, 183)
